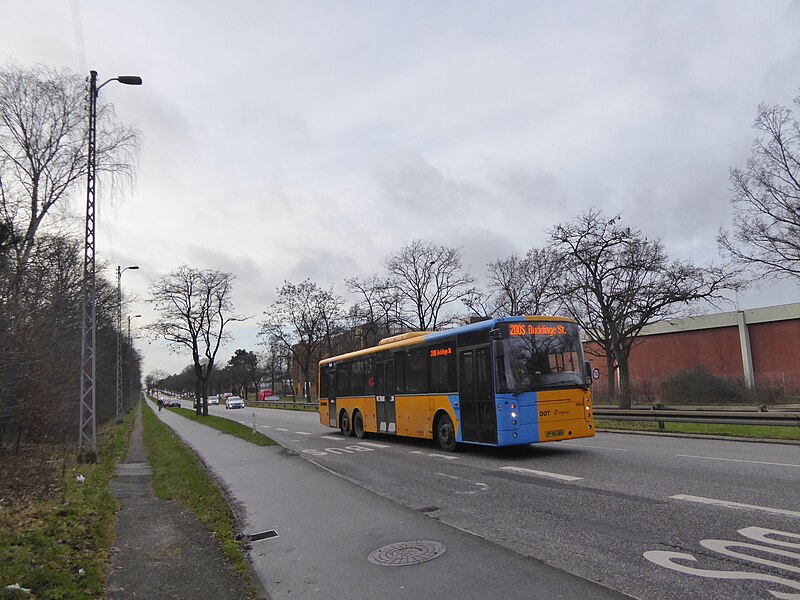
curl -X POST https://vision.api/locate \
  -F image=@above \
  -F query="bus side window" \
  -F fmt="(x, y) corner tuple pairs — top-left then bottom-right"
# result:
(429, 345), (456, 393)
(337, 363), (351, 397)
(406, 347), (428, 393)
(319, 365), (329, 398)
(351, 360), (365, 396)
(394, 351), (406, 393)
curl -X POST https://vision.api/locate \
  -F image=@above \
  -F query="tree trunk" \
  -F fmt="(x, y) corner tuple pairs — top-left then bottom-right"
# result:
(195, 379), (203, 416)
(617, 353), (632, 409)
(605, 355), (616, 401)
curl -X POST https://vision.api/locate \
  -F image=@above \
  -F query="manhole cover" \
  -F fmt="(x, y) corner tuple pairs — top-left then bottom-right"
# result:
(367, 540), (446, 566)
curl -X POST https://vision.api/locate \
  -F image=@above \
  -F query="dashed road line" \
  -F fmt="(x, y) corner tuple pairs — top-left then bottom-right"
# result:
(357, 441), (391, 448)
(322, 435), (345, 441)
(676, 454), (800, 469)
(499, 466), (582, 482)
(670, 494), (800, 518)
(410, 450), (458, 460)
(295, 431), (313, 435)
(560, 442), (630, 452)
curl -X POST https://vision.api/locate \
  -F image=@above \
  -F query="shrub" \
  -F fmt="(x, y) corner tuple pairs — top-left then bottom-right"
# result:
(661, 368), (750, 405)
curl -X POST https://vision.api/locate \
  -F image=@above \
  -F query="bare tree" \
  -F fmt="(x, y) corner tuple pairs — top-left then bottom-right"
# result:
(384, 239), (475, 330)
(144, 370), (168, 392)
(0, 63), (139, 279)
(346, 274), (406, 340)
(317, 287), (345, 357)
(719, 94), (800, 281)
(465, 249), (562, 318)
(551, 209), (740, 407)
(259, 279), (342, 401)
(147, 266), (244, 415)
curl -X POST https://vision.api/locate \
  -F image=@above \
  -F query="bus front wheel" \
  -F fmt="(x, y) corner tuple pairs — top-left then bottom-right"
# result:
(340, 410), (352, 437)
(435, 413), (456, 452)
(353, 411), (365, 439)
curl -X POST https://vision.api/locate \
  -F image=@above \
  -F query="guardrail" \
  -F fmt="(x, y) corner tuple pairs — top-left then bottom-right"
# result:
(593, 407), (800, 427)
(246, 400), (318, 410)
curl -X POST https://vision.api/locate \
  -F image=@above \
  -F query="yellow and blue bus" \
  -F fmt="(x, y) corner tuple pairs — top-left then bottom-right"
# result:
(318, 316), (595, 451)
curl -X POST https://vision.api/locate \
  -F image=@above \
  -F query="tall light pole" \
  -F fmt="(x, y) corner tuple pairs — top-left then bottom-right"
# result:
(127, 314), (142, 408)
(78, 71), (142, 463)
(116, 265), (139, 422)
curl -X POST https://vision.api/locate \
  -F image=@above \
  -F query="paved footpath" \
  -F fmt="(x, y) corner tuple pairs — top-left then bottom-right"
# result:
(149, 404), (631, 600)
(106, 403), (255, 599)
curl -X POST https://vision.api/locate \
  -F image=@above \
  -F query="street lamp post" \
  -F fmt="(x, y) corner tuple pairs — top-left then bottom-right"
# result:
(78, 71), (142, 463)
(116, 265), (139, 422)
(127, 314), (142, 411)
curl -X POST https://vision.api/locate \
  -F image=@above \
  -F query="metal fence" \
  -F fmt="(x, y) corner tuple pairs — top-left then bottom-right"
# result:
(594, 407), (800, 427)
(247, 400), (318, 410)
(244, 400), (800, 427)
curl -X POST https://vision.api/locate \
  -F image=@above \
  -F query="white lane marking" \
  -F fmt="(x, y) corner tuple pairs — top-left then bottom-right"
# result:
(409, 451), (458, 460)
(671, 495), (800, 519)
(295, 431), (313, 435)
(259, 425), (272, 429)
(560, 442), (630, 452)
(429, 453), (459, 460)
(274, 427), (289, 432)
(437, 472), (461, 480)
(357, 441), (390, 448)
(322, 435), (345, 441)
(499, 466), (583, 482)
(676, 454), (800, 469)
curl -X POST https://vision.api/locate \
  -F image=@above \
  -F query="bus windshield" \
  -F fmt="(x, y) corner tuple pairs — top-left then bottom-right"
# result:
(495, 321), (585, 393)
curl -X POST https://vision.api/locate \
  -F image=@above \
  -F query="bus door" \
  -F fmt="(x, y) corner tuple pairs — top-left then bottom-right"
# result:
(458, 345), (497, 444)
(328, 367), (337, 428)
(375, 361), (396, 433)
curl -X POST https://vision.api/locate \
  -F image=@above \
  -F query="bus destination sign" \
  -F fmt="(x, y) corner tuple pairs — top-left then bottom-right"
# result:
(508, 323), (567, 337)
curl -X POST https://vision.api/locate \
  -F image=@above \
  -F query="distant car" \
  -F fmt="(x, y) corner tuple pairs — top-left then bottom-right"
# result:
(225, 396), (245, 409)
(166, 398), (181, 407)
(208, 395), (220, 405)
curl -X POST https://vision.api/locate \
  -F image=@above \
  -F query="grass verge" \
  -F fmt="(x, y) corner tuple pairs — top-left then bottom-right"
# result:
(0, 411), (136, 599)
(141, 404), (256, 579)
(597, 419), (800, 441)
(162, 405), (276, 446)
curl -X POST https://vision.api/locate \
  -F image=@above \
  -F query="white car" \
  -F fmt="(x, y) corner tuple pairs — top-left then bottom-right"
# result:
(225, 396), (245, 409)
(208, 395), (220, 405)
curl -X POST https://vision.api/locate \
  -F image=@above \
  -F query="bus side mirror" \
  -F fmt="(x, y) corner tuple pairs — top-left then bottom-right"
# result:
(584, 361), (592, 385)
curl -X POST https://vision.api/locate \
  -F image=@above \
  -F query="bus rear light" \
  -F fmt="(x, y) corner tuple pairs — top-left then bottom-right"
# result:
(511, 411), (517, 418)
(511, 403), (516, 409)
(512, 419), (517, 426)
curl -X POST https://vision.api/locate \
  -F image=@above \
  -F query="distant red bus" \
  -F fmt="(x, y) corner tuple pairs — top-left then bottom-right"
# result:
(258, 390), (274, 401)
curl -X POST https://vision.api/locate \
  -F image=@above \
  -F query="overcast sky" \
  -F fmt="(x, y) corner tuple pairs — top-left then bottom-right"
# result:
(2, 1), (799, 376)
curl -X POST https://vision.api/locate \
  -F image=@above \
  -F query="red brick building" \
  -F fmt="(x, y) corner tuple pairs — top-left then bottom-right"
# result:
(586, 302), (800, 402)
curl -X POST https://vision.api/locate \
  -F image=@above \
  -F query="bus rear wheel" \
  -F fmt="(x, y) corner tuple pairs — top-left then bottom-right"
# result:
(340, 410), (352, 437)
(353, 411), (365, 439)
(435, 413), (456, 452)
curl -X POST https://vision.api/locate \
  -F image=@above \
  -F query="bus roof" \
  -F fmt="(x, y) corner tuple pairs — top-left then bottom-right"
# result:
(318, 315), (575, 366)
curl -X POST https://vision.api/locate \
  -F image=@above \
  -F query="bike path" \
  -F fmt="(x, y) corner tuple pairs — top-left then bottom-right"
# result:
(155, 406), (630, 600)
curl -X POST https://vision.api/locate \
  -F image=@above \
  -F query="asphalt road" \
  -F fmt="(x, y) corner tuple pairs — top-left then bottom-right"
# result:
(192, 402), (800, 600)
